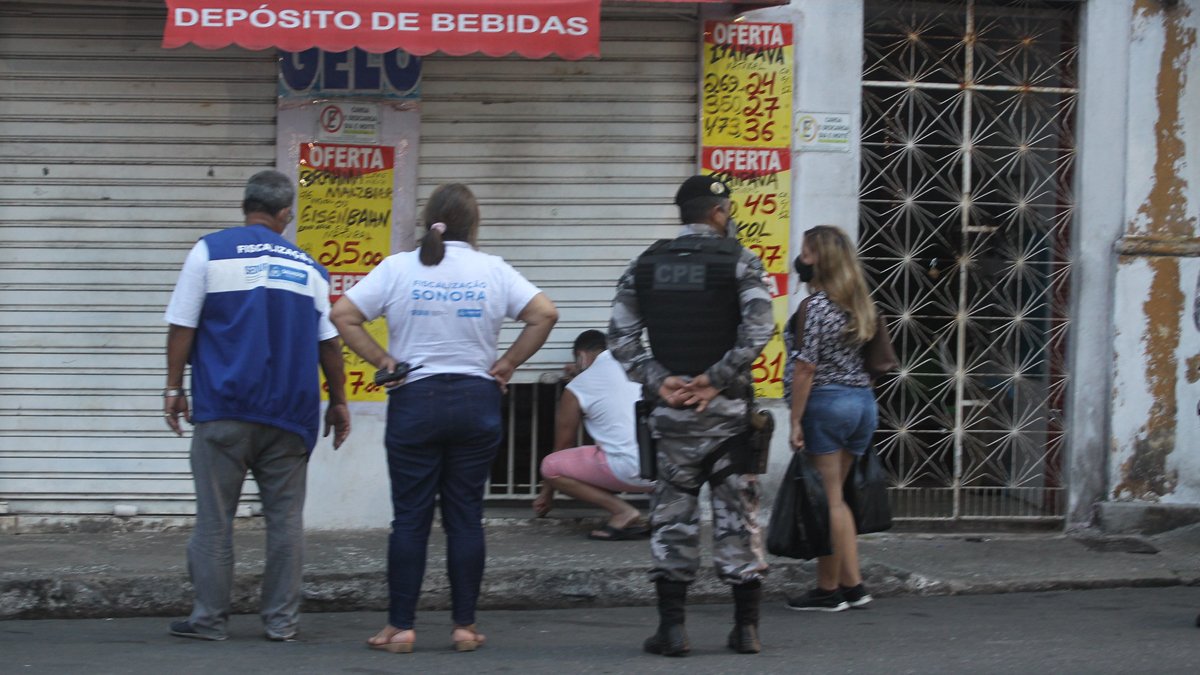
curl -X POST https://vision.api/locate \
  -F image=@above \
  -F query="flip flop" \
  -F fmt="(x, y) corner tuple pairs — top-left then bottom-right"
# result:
(587, 524), (651, 541)
(625, 522), (652, 537)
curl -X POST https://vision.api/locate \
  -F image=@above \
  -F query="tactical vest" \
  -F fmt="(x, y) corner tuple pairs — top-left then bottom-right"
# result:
(634, 236), (742, 376)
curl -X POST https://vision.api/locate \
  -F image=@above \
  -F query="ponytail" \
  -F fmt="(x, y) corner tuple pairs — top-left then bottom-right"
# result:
(419, 183), (479, 267)
(419, 222), (446, 266)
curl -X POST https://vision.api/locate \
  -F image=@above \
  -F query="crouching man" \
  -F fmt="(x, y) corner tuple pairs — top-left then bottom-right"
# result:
(533, 330), (654, 540)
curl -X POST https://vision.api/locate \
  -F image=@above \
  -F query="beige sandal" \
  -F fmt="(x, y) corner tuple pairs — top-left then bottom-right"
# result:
(367, 627), (415, 654)
(452, 624), (486, 652)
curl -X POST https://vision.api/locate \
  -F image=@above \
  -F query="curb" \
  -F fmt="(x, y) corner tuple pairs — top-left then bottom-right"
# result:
(5, 558), (1196, 621)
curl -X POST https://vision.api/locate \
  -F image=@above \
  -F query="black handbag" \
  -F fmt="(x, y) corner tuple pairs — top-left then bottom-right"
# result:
(767, 452), (833, 560)
(843, 444), (893, 534)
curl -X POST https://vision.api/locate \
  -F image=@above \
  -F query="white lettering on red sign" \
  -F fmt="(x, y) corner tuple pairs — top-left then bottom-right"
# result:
(329, 273), (365, 296)
(430, 13), (588, 35)
(172, 7), (590, 36)
(370, 12), (420, 31)
(306, 145), (385, 170)
(709, 148), (783, 173)
(711, 22), (785, 48)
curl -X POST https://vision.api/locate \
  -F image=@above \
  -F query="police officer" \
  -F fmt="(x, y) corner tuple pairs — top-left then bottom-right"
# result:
(608, 175), (774, 656)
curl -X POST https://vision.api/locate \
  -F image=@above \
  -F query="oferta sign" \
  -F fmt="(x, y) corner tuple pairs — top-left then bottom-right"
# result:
(701, 20), (794, 399)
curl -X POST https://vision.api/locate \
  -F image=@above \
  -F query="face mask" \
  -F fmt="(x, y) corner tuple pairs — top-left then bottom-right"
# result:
(726, 216), (739, 239)
(796, 262), (815, 283)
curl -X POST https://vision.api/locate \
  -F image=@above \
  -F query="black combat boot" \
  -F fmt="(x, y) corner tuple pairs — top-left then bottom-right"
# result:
(643, 580), (690, 657)
(727, 580), (762, 654)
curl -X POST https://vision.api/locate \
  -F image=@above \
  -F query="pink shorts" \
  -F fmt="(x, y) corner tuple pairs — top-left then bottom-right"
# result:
(540, 446), (652, 494)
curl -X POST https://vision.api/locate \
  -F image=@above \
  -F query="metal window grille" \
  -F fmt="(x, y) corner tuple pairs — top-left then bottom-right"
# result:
(488, 381), (563, 498)
(860, 0), (1078, 522)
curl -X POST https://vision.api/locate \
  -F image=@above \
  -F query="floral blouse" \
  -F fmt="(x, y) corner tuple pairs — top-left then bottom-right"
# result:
(783, 291), (871, 400)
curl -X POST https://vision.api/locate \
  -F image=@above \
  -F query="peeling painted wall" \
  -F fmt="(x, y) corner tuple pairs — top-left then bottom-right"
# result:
(1111, 1), (1200, 504)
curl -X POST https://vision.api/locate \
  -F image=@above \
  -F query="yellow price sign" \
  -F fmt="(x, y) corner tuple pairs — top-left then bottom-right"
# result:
(296, 142), (395, 402)
(701, 21), (794, 149)
(704, 147), (791, 399)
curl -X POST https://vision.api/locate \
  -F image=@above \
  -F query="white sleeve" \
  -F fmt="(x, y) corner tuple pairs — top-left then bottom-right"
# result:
(164, 241), (209, 328)
(565, 377), (590, 412)
(502, 262), (542, 320)
(314, 277), (339, 342)
(342, 256), (394, 321)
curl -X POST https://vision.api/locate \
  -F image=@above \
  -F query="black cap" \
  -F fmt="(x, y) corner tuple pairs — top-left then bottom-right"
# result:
(674, 174), (731, 206)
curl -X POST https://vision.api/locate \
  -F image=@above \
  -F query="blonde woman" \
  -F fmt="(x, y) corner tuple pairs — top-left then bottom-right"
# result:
(783, 225), (878, 612)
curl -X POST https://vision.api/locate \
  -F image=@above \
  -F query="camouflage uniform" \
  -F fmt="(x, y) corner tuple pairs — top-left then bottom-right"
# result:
(608, 224), (774, 585)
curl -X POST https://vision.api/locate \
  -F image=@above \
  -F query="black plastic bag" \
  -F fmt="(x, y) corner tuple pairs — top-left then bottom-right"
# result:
(844, 444), (893, 535)
(767, 452), (832, 560)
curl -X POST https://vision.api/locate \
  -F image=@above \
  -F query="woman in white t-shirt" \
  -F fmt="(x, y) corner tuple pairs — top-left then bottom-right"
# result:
(331, 183), (558, 654)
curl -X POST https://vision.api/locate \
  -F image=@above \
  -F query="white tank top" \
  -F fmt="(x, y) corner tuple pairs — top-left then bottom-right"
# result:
(566, 351), (650, 487)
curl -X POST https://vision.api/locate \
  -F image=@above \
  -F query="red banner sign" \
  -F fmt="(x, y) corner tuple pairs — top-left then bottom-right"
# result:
(702, 146), (790, 178)
(163, 0), (601, 59)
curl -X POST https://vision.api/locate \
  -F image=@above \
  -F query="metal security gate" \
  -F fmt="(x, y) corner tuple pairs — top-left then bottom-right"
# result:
(0, 1), (278, 517)
(859, 0), (1078, 522)
(0, 1), (695, 515)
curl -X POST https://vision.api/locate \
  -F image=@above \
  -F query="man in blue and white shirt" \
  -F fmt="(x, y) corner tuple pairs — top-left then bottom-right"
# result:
(162, 170), (350, 642)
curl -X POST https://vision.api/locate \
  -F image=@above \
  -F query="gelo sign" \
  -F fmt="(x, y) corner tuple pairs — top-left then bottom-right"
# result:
(280, 48), (421, 99)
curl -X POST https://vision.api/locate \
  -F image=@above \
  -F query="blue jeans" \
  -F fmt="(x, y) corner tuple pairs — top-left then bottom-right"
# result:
(384, 374), (502, 629)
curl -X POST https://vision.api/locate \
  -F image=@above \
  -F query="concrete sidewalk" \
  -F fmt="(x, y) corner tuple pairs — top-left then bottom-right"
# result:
(2, 513), (1198, 620)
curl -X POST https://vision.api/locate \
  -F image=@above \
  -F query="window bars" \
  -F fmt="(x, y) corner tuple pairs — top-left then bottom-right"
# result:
(859, 0), (1078, 521)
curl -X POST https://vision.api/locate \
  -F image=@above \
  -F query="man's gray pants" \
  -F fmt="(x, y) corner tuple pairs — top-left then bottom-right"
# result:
(649, 433), (766, 585)
(187, 420), (308, 639)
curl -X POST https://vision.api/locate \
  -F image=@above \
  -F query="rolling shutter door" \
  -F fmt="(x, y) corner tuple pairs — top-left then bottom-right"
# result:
(418, 2), (700, 380)
(0, 1), (701, 517)
(0, 1), (277, 516)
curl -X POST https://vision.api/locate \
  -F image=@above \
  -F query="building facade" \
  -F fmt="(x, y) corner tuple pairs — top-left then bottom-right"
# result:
(0, 0), (1196, 532)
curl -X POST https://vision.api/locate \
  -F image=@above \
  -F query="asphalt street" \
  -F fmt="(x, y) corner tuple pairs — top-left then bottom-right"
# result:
(2, 587), (1198, 674)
